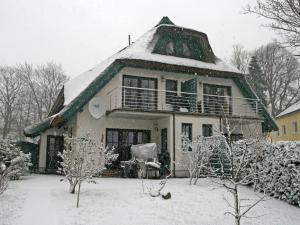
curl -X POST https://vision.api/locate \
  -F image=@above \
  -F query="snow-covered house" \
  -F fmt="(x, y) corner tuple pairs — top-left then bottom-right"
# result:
(271, 102), (300, 142)
(24, 17), (277, 176)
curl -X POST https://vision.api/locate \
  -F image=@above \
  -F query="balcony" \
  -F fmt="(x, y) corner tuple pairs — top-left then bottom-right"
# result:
(107, 86), (263, 119)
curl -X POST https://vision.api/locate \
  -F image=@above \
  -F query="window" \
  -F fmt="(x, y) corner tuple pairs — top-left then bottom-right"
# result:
(46, 135), (64, 170)
(282, 125), (287, 135)
(182, 123), (192, 151)
(182, 43), (191, 57)
(166, 79), (177, 105)
(292, 121), (298, 133)
(166, 41), (175, 55)
(106, 130), (119, 149)
(123, 75), (157, 110)
(106, 129), (151, 161)
(202, 124), (213, 137)
(203, 84), (232, 115)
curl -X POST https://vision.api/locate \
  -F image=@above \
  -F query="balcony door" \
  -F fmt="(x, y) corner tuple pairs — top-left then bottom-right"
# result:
(181, 78), (197, 112)
(203, 84), (232, 115)
(123, 75), (157, 110)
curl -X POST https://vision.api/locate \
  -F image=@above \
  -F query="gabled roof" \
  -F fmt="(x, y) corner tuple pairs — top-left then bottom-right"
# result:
(24, 17), (277, 137)
(277, 102), (300, 118)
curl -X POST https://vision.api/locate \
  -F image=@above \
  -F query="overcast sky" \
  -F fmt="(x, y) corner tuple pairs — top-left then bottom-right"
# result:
(0, 0), (277, 78)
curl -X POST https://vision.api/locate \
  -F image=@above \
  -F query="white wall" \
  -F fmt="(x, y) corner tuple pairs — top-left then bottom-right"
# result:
(38, 66), (262, 175)
(173, 115), (220, 177)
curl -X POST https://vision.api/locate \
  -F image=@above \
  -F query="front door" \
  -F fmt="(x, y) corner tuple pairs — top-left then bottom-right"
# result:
(46, 135), (64, 172)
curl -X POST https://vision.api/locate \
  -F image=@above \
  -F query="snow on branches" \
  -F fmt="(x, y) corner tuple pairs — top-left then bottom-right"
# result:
(0, 139), (31, 194)
(180, 135), (224, 185)
(58, 134), (119, 207)
(251, 141), (300, 206)
(58, 134), (105, 194)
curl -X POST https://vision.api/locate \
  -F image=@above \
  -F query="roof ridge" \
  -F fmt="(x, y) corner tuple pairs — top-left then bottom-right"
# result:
(156, 16), (175, 26)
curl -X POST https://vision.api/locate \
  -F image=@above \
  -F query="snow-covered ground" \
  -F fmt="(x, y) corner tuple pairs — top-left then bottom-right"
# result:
(1, 175), (300, 225)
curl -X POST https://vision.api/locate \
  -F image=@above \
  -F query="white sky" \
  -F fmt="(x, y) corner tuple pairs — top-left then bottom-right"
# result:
(0, 0), (277, 78)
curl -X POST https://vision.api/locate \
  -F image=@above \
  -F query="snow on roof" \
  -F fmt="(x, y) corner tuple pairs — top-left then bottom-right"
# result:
(277, 102), (300, 118)
(64, 24), (241, 105)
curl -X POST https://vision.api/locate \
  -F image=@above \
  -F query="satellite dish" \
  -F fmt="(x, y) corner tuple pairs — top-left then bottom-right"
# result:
(88, 97), (105, 119)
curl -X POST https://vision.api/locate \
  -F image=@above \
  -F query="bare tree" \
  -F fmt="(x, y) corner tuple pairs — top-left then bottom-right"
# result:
(59, 134), (118, 207)
(245, 0), (300, 51)
(230, 45), (251, 74)
(35, 63), (67, 114)
(18, 62), (67, 121)
(0, 62), (67, 141)
(0, 66), (22, 139)
(180, 135), (221, 185)
(216, 118), (268, 225)
(254, 42), (300, 116)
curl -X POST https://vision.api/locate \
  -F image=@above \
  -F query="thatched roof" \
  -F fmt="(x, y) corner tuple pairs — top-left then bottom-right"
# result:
(24, 17), (277, 137)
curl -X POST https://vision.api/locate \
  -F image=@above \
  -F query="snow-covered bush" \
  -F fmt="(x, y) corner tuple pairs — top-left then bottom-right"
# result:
(58, 134), (119, 194)
(229, 140), (300, 207)
(250, 141), (300, 206)
(181, 135), (223, 185)
(58, 134), (105, 194)
(0, 139), (31, 194)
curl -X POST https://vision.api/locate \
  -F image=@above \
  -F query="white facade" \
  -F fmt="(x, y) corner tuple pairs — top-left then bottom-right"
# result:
(38, 66), (262, 176)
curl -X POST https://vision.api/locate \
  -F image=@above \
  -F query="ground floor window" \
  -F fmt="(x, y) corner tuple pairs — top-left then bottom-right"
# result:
(106, 129), (151, 161)
(182, 123), (192, 151)
(202, 124), (213, 137)
(46, 135), (64, 171)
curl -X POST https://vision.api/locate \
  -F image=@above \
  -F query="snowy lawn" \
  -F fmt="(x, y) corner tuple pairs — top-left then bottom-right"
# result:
(1, 175), (300, 225)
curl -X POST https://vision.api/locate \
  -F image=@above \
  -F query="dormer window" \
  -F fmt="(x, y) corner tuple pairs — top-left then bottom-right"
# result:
(182, 43), (191, 57)
(166, 41), (175, 55)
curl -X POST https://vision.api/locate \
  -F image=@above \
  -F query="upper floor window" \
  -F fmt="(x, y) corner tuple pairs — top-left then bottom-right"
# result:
(166, 41), (175, 55)
(292, 121), (298, 133)
(166, 79), (177, 105)
(182, 43), (191, 57)
(203, 84), (232, 115)
(122, 75), (157, 110)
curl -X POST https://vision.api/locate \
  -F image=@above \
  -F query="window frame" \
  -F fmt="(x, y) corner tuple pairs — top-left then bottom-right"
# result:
(181, 123), (192, 151)
(165, 79), (178, 105)
(202, 124), (213, 137)
(203, 83), (232, 115)
(122, 75), (158, 109)
(106, 128), (151, 149)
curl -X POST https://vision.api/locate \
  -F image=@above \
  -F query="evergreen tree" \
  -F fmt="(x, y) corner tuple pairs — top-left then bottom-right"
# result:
(247, 56), (267, 106)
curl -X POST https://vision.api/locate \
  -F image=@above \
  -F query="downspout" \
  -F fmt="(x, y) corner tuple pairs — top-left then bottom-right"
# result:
(173, 113), (176, 177)
(219, 116), (222, 133)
